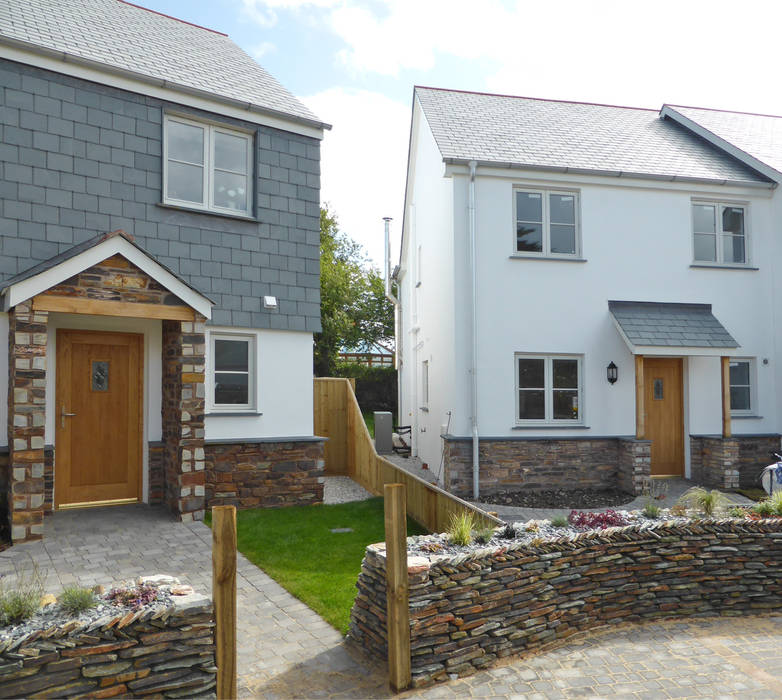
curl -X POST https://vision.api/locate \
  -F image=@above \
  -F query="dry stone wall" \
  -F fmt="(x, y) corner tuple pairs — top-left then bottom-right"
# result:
(0, 593), (214, 698)
(349, 519), (782, 687)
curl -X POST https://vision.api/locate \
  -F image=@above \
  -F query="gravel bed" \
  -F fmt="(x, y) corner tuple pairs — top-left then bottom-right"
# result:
(479, 487), (635, 509)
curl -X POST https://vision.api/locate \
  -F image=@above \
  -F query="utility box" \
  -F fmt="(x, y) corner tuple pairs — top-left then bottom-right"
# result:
(374, 411), (393, 454)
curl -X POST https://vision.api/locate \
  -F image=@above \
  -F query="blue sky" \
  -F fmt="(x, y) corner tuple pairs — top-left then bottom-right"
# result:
(137, 0), (782, 266)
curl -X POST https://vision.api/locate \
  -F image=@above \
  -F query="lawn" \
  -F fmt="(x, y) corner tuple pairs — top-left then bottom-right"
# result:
(362, 410), (375, 437)
(208, 498), (426, 634)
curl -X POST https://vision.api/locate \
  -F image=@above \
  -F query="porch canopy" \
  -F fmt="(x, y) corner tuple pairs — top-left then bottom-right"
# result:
(608, 300), (738, 357)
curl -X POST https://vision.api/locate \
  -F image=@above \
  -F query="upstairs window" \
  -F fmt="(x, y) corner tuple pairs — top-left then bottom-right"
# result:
(210, 333), (256, 411)
(164, 115), (253, 217)
(692, 202), (747, 265)
(514, 189), (579, 256)
(515, 354), (582, 424)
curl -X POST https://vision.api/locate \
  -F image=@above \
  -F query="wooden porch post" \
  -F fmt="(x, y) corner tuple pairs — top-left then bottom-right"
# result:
(721, 356), (732, 438)
(635, 355), (645, 439)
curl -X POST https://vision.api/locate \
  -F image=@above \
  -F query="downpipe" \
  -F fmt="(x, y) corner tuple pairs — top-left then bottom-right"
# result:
(468, 161), (479, 500)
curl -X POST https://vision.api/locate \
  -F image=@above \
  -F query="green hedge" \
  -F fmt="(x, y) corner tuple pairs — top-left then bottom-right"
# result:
(333, 362), (397, 417)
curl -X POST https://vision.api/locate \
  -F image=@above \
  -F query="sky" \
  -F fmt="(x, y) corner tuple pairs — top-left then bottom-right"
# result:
(137, 0), (782, 268)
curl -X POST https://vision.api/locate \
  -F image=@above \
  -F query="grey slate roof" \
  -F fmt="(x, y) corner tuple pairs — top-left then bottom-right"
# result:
(415, 87), (770, 186)
(608, 301), (738, 348)
(665, 105), (782, 178)
(0, 0), (326, 129)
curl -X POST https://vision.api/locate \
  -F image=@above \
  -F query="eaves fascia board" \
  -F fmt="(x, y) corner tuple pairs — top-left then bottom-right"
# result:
(0, 36), (331, 137)
(660, 105), (781, 185)
(442, 157), (775, 190)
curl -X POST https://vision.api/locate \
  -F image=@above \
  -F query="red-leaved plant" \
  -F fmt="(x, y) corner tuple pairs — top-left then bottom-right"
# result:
(568, 509), (629, 530)
(107, 583), (159, 611)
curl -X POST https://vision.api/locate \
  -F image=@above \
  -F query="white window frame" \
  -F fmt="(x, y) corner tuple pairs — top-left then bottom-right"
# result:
(421, 359), (429, 410)
(163, 114), (254, 217)
(207, 332), (257, 413)
(691, 200), (750, 266)
(729, 357), (755, 416)
(514, 353), (583, 425)
(512, 187), (580, 258)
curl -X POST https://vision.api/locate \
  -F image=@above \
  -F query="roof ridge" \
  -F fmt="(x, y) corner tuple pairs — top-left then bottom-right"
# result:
(667, 103), (782, 121)
(116, 0), (228, 37)
(415, 85), (658, 113)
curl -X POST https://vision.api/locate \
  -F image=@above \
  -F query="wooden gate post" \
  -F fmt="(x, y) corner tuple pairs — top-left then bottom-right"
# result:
(384, 483), (411, 692)
(212, 505), (237, 699)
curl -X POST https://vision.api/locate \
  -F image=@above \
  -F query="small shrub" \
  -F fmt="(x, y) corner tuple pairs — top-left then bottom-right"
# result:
(59, 586), (97, 615)
(550, 515), (569, 528)
(677, 487), (730, 517)
(753, 499), (776, 517)
(419, 541), (444, 554)
(642, 500), (661, 519)
(524, 521), (540, 533)
(0, 565), (43, 626)
(568, 509), (629, 530)
(498, 523), (517, 539)
(107, 583), (158, 611)
(447, 511), (475, 546)
(670, 502), (687, 517)
(473, 526), (494, 545)
(727, 506), (747, 518)
(769, 490), (782, 516)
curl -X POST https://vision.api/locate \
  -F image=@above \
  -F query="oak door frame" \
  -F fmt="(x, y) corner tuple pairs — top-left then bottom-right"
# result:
(54, 328), (144, 508)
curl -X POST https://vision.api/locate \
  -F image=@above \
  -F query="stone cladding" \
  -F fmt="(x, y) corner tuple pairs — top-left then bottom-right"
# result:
(349, 519), (782, 687)
(0, 593), (214, 698)
(688, 435), (780, 490)
(442, 437), (649, 498)
(148, 442), (165, 506)
(6, 300), (48, 543)
(204, 439), (325, 509)
(161, 319), (206, 522)
(44, 253), (188, 307)
(735, 435), (781, 489)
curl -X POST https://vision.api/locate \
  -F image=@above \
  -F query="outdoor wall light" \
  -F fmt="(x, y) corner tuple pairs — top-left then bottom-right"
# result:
(606, 361), (618, 385)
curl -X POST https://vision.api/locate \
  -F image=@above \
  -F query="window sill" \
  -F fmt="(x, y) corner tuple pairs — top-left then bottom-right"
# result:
(690, 263), (759, 271)
(206, 411), (263, 417)
(512, 424), (590, 430)
(158, 202), (258, 223)
(731, 414), (763, 420)
(509, 255), (587, 263)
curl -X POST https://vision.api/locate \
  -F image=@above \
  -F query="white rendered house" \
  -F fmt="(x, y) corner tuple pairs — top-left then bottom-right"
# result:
(397, 87), (782, 499)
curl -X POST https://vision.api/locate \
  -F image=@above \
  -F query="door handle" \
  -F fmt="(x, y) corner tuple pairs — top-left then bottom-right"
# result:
(61, 405), (76, 428)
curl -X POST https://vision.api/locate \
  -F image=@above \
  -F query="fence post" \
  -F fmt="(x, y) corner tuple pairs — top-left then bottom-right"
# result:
(212, 505), (237, 699)
(384, 483), (411, 692)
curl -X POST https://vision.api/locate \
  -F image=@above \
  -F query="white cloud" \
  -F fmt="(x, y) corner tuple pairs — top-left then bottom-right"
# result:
(241, 0), (339, 28)
(251, 41), (276, 59)
(301, 88), (410, 267)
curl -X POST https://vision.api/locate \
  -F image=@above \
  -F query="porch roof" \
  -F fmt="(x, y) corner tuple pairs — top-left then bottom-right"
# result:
(608, 300), (739, 357)
(0, 230), (214, 319)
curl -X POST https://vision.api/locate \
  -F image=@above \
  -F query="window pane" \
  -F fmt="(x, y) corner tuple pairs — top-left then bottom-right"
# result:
(722, 234), (745, 264)
(549, 194), (575, 224)
(730, 361), (750, 386)
(722, 207), (744, 235)
(215, 339), (248, 372)
(550, 224), (576, 254)
(214, 131), (247, 173)
(730, 386), (750, 411)
(214, 373), (248, 405)
(693, 233), (716, 261)
(168, 121), (204, 164)
(516, 191), (542, 222)
(552, 359), (578, 388)
(214, 171), (248, 211)
(519, 390), (545, 420)
(693, 204), (715, 233)
(553, 390), (578, 420)
(516, 223), (542, 252)
(167, 161), (203, 203)
(518, 358), (544, 388)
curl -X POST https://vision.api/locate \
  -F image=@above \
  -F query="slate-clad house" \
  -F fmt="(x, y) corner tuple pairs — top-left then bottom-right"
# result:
(398, 86), (782, 499)
(0, 0), (329, 542)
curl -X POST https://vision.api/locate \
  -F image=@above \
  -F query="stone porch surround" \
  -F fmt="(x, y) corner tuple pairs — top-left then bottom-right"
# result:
(691, 434), (781, 490)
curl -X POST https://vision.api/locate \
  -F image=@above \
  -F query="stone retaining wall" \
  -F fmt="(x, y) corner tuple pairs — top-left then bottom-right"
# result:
(349, 520), (782, 687)
(0, 594), (214, 698)
(442, 436), (649, 498)
(204, 439), (325, 509)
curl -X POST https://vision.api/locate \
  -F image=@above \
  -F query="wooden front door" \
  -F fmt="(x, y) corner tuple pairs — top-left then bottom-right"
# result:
(55, 330), (143, 508)
(644, 358), (684, 477)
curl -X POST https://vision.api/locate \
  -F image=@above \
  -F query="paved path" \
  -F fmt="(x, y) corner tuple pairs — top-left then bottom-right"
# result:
(2, 496), (781, 698)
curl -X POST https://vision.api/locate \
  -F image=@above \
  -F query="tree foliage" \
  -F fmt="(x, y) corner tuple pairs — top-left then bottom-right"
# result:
(315, 206), (394, 376)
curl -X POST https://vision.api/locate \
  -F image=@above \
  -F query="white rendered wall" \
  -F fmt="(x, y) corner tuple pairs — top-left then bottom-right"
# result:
(204, 329), (313, 440)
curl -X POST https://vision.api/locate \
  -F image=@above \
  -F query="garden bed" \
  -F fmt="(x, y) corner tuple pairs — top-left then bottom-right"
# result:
(479, 487), (634, 509)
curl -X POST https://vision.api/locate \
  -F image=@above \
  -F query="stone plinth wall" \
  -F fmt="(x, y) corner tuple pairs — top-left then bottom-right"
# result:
(442, 436), (648, 497)
(349, 520), (782, 687)
(690, 435), (779, 490)
(204, 439), (325, 509)
(0, 596), (215, 698)
(148, 442), (165, 505)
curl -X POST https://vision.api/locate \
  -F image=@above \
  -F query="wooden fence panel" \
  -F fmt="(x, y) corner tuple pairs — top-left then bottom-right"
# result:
(313, 378), (501, 532)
